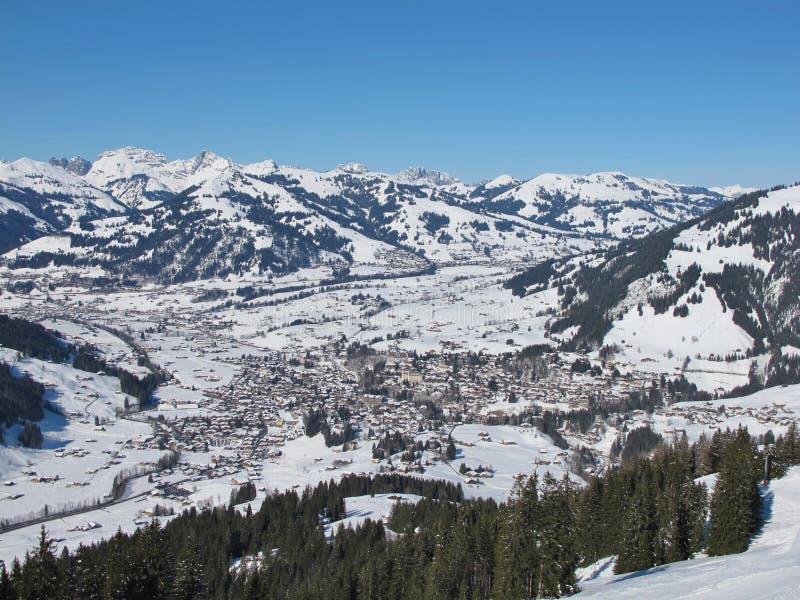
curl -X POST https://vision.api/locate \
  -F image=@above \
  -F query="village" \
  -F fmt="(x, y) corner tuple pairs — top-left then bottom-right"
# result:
(2, 287), (798, 551)
(141, 342), (663, 481)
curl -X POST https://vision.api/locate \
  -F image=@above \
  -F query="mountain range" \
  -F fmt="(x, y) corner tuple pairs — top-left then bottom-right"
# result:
(1, 148), (733, 283)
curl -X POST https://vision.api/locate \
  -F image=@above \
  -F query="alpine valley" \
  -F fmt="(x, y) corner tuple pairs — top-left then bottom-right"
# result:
(1, 147), (799, 599)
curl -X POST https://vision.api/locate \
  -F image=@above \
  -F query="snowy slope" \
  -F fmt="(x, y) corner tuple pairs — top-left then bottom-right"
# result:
(711, 184), (759, 198)
(510, 185), (800, 391)
(0, 159), (126, 252)
(0, 195), (54, 252)
(576, 466), (800, 599)
(490, 171), (723, 238)
(0, 158), (124, 216)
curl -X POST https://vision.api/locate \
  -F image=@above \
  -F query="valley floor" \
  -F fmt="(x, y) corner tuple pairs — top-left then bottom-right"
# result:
(0, 263), (798, 577)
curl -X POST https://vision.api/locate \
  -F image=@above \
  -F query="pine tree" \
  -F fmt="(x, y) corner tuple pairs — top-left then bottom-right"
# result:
(538, 474), (578, 596)
(0, 564), (17, 600)
(72, 544), (103, 600)
(492, 473), (540, 598)
(707, 427), (761, 555)
(656, 438), (696, 564)
(615, 462), (657, 574)
(774, 422), (800, 477)
(171, 542), (206, 600)
(686, 481), (709, 555)
(19, 526), (60, 599)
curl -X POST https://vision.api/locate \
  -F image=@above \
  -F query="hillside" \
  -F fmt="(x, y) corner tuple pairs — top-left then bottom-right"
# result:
(0, 159), (125, 253)
(507, 184), (800, 392)
(479, 171), (724, 238)
(576, 466), (800, 599)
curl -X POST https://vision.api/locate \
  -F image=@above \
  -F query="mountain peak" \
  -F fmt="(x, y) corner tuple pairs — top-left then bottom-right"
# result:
(189, 150), (232, 173)
(48, 156), (92, 176)
(244, 159), (278, 177)
(710, 184), (759, 198)
(396, 167), (458, 187)
(97, 146), (167, 163)
(484, 174), (518, 189)
(336, 162), (369, 174)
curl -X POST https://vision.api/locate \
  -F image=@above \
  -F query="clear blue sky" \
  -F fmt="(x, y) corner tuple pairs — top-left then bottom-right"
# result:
(2, 0), (798, 187)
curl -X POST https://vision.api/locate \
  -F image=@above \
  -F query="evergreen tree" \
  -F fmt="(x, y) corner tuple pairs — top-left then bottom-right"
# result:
(575, 476), (607, 566)
(707, 427), (761, 555)
(537, 474), (579, 596)
(171, 542), (206, 600)
(0, 564), (17, 600)
(692, 432), (714, 476)
(492, 473), (540, 598)
(19, 526), (59, 600)
(615, 462), (657, 574)
(773, 422), (800, 477)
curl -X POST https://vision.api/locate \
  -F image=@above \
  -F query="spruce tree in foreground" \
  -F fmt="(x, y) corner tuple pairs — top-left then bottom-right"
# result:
(707, 427), (761, 556)
(615, 461), (657, 573)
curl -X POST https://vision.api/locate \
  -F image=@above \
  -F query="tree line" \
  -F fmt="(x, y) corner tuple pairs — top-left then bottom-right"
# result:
(2, 425), (797, 599)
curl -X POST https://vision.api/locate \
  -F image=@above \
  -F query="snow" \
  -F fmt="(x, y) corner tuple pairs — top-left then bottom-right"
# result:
(421, 424), (584, 501)
(752, 184), (800, 217)
(710, 184), (758, 198)
(1, 147), (728, 283)
(1, 150), (795, 573)
(0, 347), (167, 535)
(576, 466), (800, 599)
(484, 174), (517, 189)
(325, 493), (423, 537)
(3, 235), (80, 259)
(336, 162), (370, 175)
(395, 167), (459, 187)
(0, 196), (45, 223)
(490, 170), (721, 238)
(0, 158), (125, 214)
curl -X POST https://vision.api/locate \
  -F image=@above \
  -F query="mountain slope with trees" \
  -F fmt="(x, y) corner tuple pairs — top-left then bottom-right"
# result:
(507, 183), (800, 394)
(2, 427), (797, 599)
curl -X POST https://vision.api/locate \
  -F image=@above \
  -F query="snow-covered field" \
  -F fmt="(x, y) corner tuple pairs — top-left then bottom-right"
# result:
(254, 422), (576, 504)
(325, 493), (423, 538)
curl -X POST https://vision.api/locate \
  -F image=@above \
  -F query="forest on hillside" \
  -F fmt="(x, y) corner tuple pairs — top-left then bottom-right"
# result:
(2, 425), (798, 600)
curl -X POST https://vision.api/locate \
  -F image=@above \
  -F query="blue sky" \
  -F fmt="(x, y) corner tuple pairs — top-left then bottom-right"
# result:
(2, 0), (798, 187)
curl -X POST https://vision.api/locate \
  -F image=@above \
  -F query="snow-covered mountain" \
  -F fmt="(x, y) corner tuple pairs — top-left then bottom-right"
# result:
(710, 184), (759, 198)
(480, 171), (725, 238)
(395, 166), (460, 187)
(0, 195), (53, 254)
(48, 156), (92, 176)
(0, 147), (728, 283)
(84, 147), (235, 210)
(508, 184), (800, 391)
(0, 159), (125, 253)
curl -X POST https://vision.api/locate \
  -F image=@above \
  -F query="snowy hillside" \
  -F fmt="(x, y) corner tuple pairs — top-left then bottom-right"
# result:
(508, 184), (800, 392)
(486, 171), (724, 238)
(576, 466), (800, 599)
(0, 158), (124, 217)
(710, 184), (759, 198)
(0, 195), (54, 253)
(0, 158), (126, 254)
